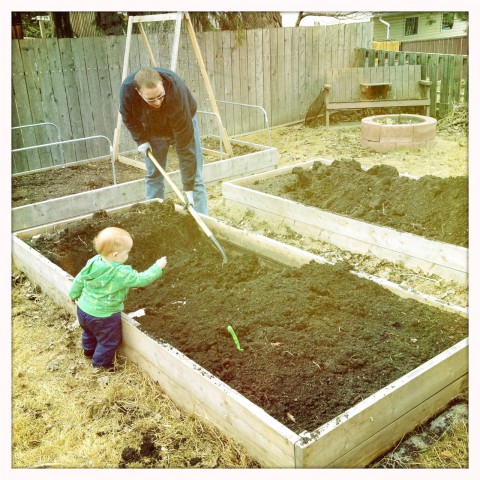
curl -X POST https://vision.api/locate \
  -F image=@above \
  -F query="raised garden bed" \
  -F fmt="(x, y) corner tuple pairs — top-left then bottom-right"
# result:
(12, 139), (278, 232)
(222, 159), (468, 284)
(12, 200), (468, 467)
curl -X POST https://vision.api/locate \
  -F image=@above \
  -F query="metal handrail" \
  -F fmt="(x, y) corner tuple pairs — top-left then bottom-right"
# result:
(197, 110), (223, 160)
(12, 122), (66, 167)
(204, 99), (271, 147)
(12, 135), (117, 185)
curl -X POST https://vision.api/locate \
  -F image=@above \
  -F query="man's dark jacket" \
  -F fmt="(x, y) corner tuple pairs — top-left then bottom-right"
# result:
(119, 67), (198, 190)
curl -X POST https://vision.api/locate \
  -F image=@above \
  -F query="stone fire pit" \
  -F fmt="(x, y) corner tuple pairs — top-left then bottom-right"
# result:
(361, 114), (437, 152)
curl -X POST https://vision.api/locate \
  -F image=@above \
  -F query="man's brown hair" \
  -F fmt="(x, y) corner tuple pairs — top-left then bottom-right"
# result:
(134, 68), (163, 90)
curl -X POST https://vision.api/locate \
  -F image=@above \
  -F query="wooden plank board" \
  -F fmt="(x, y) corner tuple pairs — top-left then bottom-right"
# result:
(305, 27), (315, 114)
(212, 30), (226, 130)
(70, 39), (98, 159)
(317, 26), (325, 83)
(12, 144), (278, 231)
(12, 40), (36, 172)
(402, 62), (410, 99)
(327, 99), (430, 110)
(337, 23), (346, 68)
(203, 29), (216, 108)
(296, 340), (468, 467)
(269, 28), (279, 128)
(439, 55), (453, 118)
(345, 23), (355, 67)
(11, 99), (29, 174)
(104, 35), (126, 146)
(230, 34), (241, 136)
(277, 28), (286, 126)
(191, 26), (207, 100)
(58, 38), (87, 161)
(283, 28), (292, 125)
(17, 40), (45, 170)
(223, 181), (466, 283)
(253, 29), (264, 132)
(297, 28), (306, 122)
(31, 39), (58, 167)
(93, 37), (117, 139)
(222, 159), (467, 283)
(262, 29), (272, 130)
(221, 31), (234, 136)
(45, 39), (76, 162)
(238, 31), (249, 135)
(451, 55), (463, 104)
(83, 37), (108, 142)
(37, 42), (66, 155)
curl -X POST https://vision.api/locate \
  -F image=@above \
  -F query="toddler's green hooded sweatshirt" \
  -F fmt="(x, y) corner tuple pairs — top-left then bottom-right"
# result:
(69, 255), (163, 317)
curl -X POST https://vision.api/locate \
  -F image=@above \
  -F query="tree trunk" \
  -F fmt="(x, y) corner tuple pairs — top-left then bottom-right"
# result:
(51, 12), (74, 38)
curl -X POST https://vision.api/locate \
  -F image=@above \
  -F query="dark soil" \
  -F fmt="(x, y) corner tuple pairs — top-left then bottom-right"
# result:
(11, 141), (258, 208)
(26, 200), (468, 434)
(12, 160), (144, 208)
(249, 160), (468, 247)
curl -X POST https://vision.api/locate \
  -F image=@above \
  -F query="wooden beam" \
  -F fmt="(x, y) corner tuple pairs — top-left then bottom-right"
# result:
(112, 16), (134, 162)
(183, 12), (234, 157)
(138, 23), (157, 66)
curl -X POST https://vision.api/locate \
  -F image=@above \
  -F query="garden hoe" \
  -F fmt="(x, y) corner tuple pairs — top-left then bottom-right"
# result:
(147, 151), (228, 264)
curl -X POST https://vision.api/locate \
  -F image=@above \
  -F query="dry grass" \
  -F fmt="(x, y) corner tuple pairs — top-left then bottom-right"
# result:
(371, 400), (468, 469)
(413, 420), (469, 468)
(11, 268), (258, 469)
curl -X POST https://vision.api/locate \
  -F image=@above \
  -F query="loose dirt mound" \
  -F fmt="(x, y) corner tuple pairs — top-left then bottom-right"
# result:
(26, 200), (468, 434)
(249, 160), (468, 247)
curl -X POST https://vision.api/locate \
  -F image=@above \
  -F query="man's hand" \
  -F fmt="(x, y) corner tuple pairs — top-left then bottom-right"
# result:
(138, 142), (152, 156)
(184, 190), (194, 209)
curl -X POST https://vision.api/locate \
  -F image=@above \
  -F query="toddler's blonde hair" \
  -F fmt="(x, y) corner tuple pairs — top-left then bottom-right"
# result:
(93, 227), (132, 256)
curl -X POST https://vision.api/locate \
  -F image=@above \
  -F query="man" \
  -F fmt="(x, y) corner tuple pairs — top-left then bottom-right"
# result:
(119, 67), (208, 214)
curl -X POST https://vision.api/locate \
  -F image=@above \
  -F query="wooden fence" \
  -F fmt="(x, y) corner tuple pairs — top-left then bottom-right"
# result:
(11, 22), (372, 172)
(355, 48), (468, 118)
(401, 36), (468, 56)
(11, 21), (467, 173)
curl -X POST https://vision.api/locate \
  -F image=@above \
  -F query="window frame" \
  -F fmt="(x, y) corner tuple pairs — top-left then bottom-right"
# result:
(404, 16), (419, 36)
(441, 12), (455, 30)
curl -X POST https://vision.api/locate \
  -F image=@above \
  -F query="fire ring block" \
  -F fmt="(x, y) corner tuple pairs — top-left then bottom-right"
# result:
(361, 114), (437, 152)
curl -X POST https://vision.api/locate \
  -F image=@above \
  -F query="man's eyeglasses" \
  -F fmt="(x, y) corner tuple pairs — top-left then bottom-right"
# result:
(141, 92), (165, 104)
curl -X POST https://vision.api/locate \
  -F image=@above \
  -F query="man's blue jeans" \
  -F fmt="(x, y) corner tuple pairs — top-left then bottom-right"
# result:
(143, 115), (208, 214)
(77, 306), (122, 368)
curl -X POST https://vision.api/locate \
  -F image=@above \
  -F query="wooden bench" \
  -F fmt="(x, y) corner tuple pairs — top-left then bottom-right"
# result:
(323, 65), (432, 127)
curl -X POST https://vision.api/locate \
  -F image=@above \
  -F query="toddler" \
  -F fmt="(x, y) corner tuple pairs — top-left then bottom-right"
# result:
(69, 226), (167, 371)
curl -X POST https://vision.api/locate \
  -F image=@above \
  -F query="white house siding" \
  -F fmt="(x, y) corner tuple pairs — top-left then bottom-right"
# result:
(373, 13), (467, 42)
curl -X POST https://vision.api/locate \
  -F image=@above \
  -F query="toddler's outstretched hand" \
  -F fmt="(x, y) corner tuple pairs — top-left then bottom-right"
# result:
(156, 257), (167, 269)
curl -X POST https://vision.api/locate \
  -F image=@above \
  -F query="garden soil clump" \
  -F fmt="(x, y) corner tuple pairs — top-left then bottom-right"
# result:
(249, 160), (468, 247)
(27, 201), (468, 434)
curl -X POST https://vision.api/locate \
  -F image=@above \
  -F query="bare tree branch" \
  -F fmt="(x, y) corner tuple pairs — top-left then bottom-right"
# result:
(295, 11), (360, 27)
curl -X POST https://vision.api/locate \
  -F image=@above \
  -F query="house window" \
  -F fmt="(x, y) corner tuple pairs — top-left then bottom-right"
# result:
(404, 17), (418, 35)
(442, 13), (454, 30)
